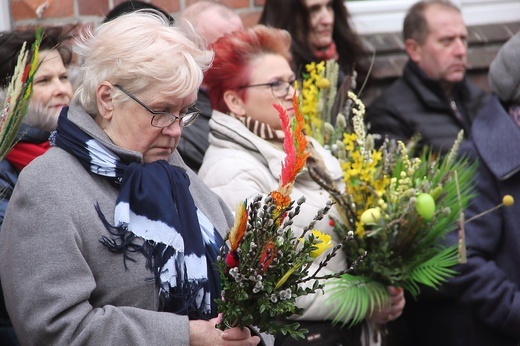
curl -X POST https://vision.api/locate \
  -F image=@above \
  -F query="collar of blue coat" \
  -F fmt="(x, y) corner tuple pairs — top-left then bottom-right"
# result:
(471, 95), (520, 180)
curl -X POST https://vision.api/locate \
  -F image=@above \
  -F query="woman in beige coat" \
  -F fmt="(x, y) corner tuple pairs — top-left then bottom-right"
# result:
(199, 25), (405, 346)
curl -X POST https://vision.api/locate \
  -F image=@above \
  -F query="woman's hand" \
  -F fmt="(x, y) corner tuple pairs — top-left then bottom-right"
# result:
(189, 318), (261, 346)
(369, 286), (406, 325)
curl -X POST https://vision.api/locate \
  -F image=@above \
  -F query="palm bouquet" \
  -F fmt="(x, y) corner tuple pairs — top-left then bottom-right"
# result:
(215, 96), (357, 339)
(299, 59), (478, 326)
(0, 28), (42, 161)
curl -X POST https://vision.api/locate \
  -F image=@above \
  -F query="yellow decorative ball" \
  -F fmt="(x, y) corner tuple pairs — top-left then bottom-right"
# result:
(360, 207), (381, 225)
(317, 78), (331, 89)
(503, 195), (514, 207)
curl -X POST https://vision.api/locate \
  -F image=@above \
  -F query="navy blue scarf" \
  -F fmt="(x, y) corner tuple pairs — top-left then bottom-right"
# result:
(52, 108), (224, 319)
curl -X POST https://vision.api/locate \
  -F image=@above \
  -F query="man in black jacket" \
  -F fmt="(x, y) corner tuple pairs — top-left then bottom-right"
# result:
(366, 2), (489, 346)
(366, 0), (489, 155)
(178, 1), (243, 172)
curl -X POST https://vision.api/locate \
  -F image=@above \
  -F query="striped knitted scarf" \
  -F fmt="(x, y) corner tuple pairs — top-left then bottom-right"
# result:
(236, 115), (285, 142)
(51, 107), (224, 319)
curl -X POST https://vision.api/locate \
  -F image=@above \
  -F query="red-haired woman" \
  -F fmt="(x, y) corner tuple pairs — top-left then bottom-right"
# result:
(199, 25), (404, 346)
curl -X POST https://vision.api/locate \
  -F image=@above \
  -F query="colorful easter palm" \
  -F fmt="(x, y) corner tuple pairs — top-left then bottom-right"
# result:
(299, 59), (480, 326)
(215, 95), (354, 339)
(0, 28), (42, 160)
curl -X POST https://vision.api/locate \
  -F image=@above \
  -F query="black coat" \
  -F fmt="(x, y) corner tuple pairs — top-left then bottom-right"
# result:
(365, 60), (489, 154)
(176, 88), (212, 173)
(0, 124), (49, 346)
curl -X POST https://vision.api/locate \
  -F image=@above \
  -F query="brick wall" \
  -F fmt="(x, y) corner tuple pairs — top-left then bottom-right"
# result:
(10, 0), (266, 29)
(361, 21), (520, 103)
(8, 0), (519, 103)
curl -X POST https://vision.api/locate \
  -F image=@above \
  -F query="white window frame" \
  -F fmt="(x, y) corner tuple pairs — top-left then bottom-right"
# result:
(347, 0), (520, 35)
(0, 0), (10, 31)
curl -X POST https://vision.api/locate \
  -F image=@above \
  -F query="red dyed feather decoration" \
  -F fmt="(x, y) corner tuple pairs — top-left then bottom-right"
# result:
(273, 95), (309, 191)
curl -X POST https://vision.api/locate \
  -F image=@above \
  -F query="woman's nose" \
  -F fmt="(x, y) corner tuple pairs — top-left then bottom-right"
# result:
(317, 7), (334, 25)
(286, 83), (298, 99)
(161, 118), (183, 137)
(53, 79), (73, 99)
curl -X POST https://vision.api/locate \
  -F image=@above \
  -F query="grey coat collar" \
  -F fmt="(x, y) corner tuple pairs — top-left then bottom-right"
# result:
(67, 102), (145, 164)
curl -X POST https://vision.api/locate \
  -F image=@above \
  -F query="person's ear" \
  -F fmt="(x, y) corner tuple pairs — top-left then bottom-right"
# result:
(405, 38), (422, 64)
(223, 90), (246, 117)
(96, 82), (115, 119)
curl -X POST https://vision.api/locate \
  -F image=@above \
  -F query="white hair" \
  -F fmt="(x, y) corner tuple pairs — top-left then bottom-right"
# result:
(73, 10), (214, 116)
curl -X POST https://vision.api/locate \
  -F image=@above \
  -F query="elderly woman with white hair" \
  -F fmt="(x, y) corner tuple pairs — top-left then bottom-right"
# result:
(0, 11), (264, 346)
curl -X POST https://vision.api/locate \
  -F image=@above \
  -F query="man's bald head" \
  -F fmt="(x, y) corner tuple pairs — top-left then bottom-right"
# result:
(181, 1), (243, 44)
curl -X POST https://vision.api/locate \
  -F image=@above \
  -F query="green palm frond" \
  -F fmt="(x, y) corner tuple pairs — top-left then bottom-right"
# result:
(408, 245), (459, 291)
(325, 274), (389, 327)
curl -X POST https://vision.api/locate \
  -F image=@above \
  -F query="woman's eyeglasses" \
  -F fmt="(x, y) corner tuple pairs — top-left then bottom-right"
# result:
(114, 85), (200, 128)
(239, 79), (296, 99)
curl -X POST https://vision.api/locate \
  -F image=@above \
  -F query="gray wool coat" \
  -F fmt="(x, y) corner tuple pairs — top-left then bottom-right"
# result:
(0, 103), (235, 345)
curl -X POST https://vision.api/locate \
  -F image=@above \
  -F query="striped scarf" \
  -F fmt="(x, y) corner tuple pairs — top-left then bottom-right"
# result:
(51, 108), (224, 319)
(236, 115), (285, 142)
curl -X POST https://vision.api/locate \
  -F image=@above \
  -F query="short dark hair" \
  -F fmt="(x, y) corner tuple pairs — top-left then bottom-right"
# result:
(0, 26), (74, 88)
(403, 0), (461, 44)
(104, 0), (174, 23)
(259, 0), (367, 77)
